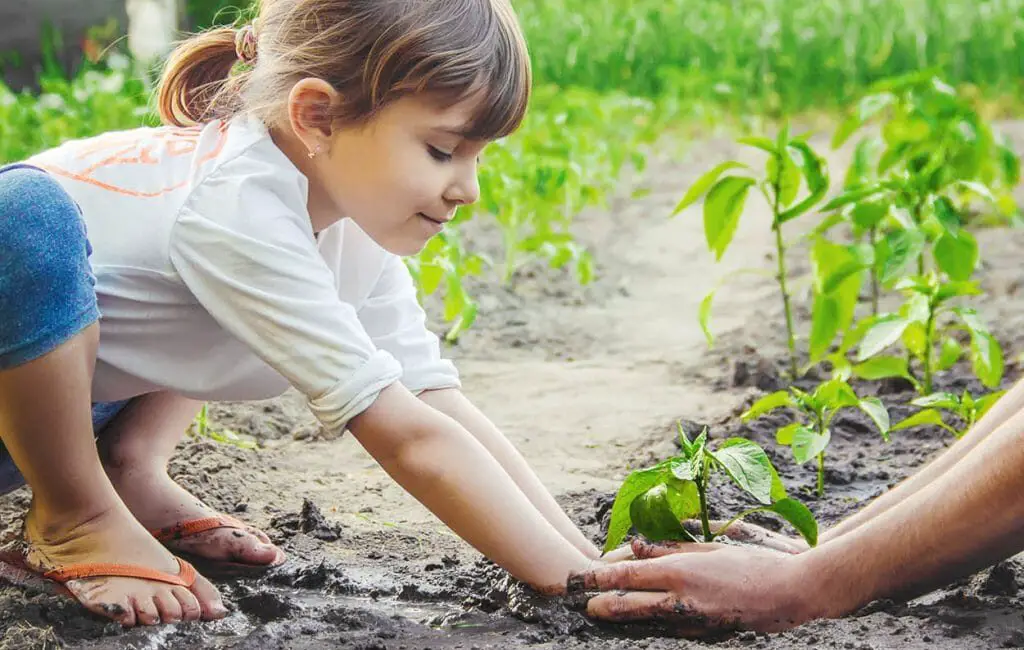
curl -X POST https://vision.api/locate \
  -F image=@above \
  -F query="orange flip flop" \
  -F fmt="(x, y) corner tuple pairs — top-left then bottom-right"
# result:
(149, 514), (286, 579)
(0, 545), (196, 613)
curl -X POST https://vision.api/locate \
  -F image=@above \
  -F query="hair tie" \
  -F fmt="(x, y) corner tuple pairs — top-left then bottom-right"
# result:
(234, 23), (258, 63)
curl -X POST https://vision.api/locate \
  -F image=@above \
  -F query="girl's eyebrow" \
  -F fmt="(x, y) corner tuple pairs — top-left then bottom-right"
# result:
(431, 125), (472, 137)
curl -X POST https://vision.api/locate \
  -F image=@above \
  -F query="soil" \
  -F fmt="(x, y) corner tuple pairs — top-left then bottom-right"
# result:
(2, 122), (1024, 649)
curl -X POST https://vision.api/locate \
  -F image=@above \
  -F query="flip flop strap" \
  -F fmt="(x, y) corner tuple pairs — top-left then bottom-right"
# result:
(150, 515), (246, 543)
(43, 557), (196, 588)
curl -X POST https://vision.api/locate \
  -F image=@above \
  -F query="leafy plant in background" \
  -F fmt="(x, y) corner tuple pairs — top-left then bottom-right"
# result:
(742, 379), (890, 497)
(191, 403), (259, 450)
(846, 273), (1003, 395)
(825, 74), (1018, 287)
(892, 389), (1007, 438)
(604, 424), (817, 552)
(674, 124), (829, 377)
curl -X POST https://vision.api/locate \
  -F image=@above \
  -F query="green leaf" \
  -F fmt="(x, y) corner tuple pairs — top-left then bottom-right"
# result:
(970, 331), (1004, 388)
(699, 290), (715, 347)
(911, 392), (960, 410)
(832, 93), (895, 148)
(741, 391), (795, 421)
(974, 391), (1007, 420)
(809, 295), (840, 364)
(791, 426), (831, 464)
(673, 161), (748, 216)
(937, 338), (962, 371)
(767, 150), (801, 208)
(821, 184), (888, 211)
(766, 498), (819, 547)
(932, 196), (961, 238)
(629, 483), (699, 545)
(711, 439), (773, 505)
(955, 180), (997, 204)
(936, 281), (983, 302)
(776, 422), (806, 446)
(891, 409), (953, 433)
(670, 459), (695, 481)
(850, 200), (890, 232)
(878, 228), (927, 284)
(856, 316), (910, 361)
(704, 176), (756, 260)
(934, 231), (978, 281)
(858, 397), (891, 441)
(737, 136), (776, 153)
(603, 467), (666, 552)
(852, 355), (912, 381)
(814, 379), (859, 408)
(769, 463), (788, 501)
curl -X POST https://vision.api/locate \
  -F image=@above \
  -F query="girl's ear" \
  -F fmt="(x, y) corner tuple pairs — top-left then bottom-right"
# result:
(286, 77), (341, 154)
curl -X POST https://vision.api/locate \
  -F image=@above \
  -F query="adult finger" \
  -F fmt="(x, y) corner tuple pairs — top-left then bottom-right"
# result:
(632, 538), (726, 559)
(568, 557), (680, 592)
(586, 590), (676, 621)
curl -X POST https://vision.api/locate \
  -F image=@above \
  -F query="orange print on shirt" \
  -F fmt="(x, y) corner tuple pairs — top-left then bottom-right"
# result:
(37, 122), (229, 198)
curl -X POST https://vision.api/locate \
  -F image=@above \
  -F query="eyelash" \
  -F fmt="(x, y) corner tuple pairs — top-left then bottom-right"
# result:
(428, 145), (453, 163)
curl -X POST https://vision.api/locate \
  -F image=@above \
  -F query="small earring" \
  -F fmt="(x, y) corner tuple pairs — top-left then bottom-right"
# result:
(307, 144), (321, 159)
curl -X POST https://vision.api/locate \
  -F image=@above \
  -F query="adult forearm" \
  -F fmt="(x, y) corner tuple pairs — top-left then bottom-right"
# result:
(351, 385), (591, 593)
(822, 377), (1024, 544)
(800, 406), (1024, 617)
(419, 389), (601, 559)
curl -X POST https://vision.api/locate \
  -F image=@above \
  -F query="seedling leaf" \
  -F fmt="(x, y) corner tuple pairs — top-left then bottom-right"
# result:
(975, 391), (1007, 420)
(629, 484), (695, 545)
(932, 196), (961, 238)
(704, 176), (756, 259)
(792, 426), (831, 464)
(673, 161), (748, 216)
(858, 397), (891, 441)
(775, 422), (806, 446)
(765, 498), (818, 547)
(603, 467), (666, 553)
(699, 290), (715, 347)
(892, 409), (952, 433)
(742, 391), (795, 421)
(934, 231), (978, 281)
(937, 338), (962, 371)
(911, 392), (959, 410)
(852, 355), (912, 381)
(711, 439), (773, 505)
(856, 316), (910, 361)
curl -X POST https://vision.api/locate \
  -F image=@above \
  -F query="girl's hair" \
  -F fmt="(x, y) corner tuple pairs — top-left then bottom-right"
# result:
(156, 0), (531, 140)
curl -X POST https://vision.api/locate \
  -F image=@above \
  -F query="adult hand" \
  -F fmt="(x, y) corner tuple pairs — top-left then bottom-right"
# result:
(680, 519), (810, 554)
(567, 538), (818, 636)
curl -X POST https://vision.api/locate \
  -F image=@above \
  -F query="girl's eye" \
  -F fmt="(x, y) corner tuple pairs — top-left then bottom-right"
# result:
(428, 145), (453, 162)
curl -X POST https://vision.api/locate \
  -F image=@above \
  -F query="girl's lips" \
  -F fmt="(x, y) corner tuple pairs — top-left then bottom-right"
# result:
(418, 212), (446, 225)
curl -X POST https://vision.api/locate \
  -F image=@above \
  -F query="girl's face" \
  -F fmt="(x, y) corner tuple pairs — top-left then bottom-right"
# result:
(305, 93), (488, 256)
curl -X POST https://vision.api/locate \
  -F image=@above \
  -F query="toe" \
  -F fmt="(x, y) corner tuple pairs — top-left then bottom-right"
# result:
(189, 572), (228, 621)
(66, 579), (136, 627)
(132, 594), (162, 626)
(154, 590), (183, 624)
(246, 526), (273, 545)
(172, 586), (203, 622)
(229, 534), (282, 566)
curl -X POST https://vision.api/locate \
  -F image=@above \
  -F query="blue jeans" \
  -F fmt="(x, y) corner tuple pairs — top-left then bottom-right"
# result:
(0, 164), (129, 495)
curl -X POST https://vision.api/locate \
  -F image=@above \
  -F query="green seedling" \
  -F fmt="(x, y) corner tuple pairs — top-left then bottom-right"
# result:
(603, 424), (817, 553)
(742, 379), (890, 497)
(191, 403), (259, 450)
(892, 389), (1006, 438)
(844, 273), (1003, 395)
(674, 124), (829, 377)
(823, 74), (1017, 288)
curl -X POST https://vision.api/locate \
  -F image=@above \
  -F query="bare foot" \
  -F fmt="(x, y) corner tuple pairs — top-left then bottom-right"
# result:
(22, 500), (227, 626)
(106, 465), (282, 569)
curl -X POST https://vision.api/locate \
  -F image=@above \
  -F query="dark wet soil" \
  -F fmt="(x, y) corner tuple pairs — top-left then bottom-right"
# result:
(1, 125), (1023, 649)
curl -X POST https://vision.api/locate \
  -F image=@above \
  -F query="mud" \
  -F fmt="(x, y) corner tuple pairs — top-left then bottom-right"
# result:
(1, 123), (1023, 649)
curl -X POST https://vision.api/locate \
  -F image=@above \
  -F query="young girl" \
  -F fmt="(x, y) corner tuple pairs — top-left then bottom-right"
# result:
(0, 0), (605, 628)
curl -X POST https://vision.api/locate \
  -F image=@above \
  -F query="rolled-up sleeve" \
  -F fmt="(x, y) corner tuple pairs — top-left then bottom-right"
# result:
(359, 254), (461, 394)
(168, 154), (402, 433)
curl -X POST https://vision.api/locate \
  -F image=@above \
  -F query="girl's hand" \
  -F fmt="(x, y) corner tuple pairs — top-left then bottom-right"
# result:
(677, 519), (810, 554)
(595, 543), (636, 564)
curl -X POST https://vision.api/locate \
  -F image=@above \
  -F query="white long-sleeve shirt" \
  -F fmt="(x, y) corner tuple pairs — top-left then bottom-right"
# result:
(27, 116), (460, 433)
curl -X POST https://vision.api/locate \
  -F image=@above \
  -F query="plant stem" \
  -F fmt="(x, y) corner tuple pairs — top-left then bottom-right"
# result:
(869, 225), (880, 316)
(770, 164), (798, 378)
(912, 200), (926, 276)
(697, 460), (712, 542)
(816, 452), (825, 497)
(923, 304), (936, 394)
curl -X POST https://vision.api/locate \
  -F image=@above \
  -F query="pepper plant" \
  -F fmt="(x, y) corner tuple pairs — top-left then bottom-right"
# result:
(742, 379), (890, 497)
(846, 273), (1003, 395)
(892, 389), (1007, 439)
(674, 124), (829, 377)
(603, 424), (817, 552)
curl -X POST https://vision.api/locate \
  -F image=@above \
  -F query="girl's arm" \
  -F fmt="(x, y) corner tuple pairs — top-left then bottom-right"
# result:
(418, 388), (601, 559)
(349, 382), (592, 594)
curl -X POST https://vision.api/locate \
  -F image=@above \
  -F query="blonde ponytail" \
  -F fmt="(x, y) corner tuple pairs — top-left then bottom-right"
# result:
(156, 27), (248, 127)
